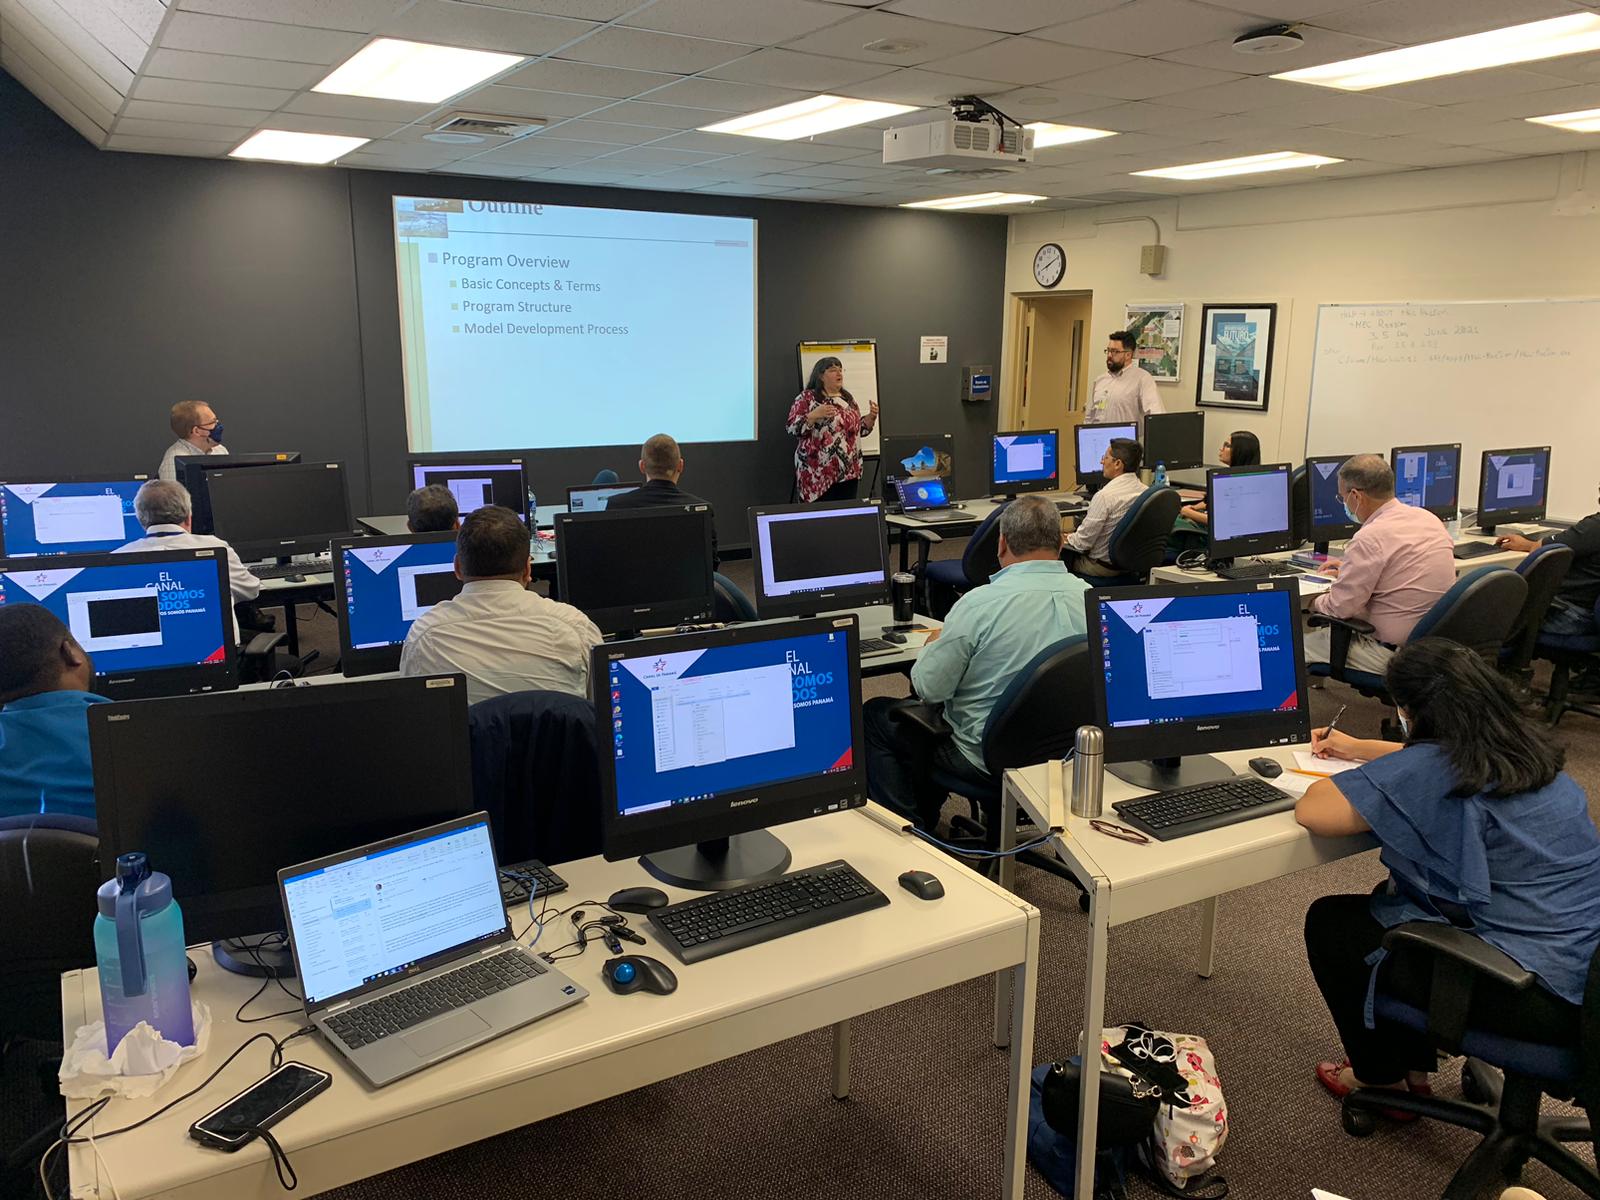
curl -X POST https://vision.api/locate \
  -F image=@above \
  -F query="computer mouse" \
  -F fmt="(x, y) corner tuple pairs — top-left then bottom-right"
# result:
(882, 630), (908, 645)
(898, 869), (944, 900)
(602, 955), (678, 996)
(1248, 757), (1284, 779)
(608, 885), (670, 913)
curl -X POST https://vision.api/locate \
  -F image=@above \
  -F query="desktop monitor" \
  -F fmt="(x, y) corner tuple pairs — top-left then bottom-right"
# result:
(1074, 422), (1138, 485)
(991, 429), (1060, 497)
(90, 674), (474, 976)
(555, 505), (715, 635)
(205, 461), (356, 561)
(566, 483), (639, 513)
(880, 433), (955, 496)
(746, 500), (890, 619)
(1392, 443), (1461, 519)
(332, 531), (463, 677)
(407, 456), (528, 523)
(595, 613), (866, 890)
(1304, 454), (1361, 551)
(176, 453), (301, 534)
(1143, 412), (1206, 472)
(1477, 446), (1551, 533)
(0, 475), (150, 556)
(0, 548), (238, 699)
(1085, 577), (1311, 791)
(1206, 463), (1295, 562)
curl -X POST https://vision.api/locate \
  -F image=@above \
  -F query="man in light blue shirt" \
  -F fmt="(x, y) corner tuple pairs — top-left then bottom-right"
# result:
(0, 605), (108, 822)
(864, 495), (1090, 827)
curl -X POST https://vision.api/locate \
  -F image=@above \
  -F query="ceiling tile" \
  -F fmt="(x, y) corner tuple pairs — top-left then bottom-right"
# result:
(640, 76), (813, 112)
(1035, 0), (1253, 55)
(702, 48), (898, 89)
(647, 129), (773, 153)
(340, 143), (470, 168)
(1378, 67), (1592, 107)
(282, 92), (437, 123)
(1477, 129), (1600, 153)
(996, 85), (1127, 119)
(258, 111), (409, 137)
(459, 84), (615, 120)
(592, 144), (730, 165)
(555, 27), (754, 74)
(1314, 0), (1585, 44)
(691, 180), (793, 194)
(836, 67), (1012, 106)
(1054, 59), (1244, 100)
(175, 0), (399, 32)
(105, 134), (237, 154)
(1159, 28), (1395, 75)
(379, 1), (596, 55)
(426, 0), (638, 17)
(107, 0), (166, 43)
(881, 0), (1128, 36)
(159, 11), (367, 64)
(1073, 99), (1222, 131)
(1444, 82), (1600, 122)
(536, 119), (669, 145)
(496, 59), (681, 97)
(470, 138), (594, 164)
(920, 37), (1132, 86)
(1251, 91), (1428, 127)
(540, 165), (655, 181)
(1155, 73), (1316, 113)
(800, 124), (899, 150)
(594, 100), (736, 129)
(113, 116), (257, 140)
(619, 0), (853, 44)
(779, 11), (1004, 66)
(53, 0), (148, 71)
(1350, 138), (1518, 166)
(1517, 49), (1600, 84)
(1203, 0), (1374, 20)
(445, 160), (549, 178)
(129, 76), (296, 109)
(781, 160), (897, 178)
(5, 0), (134, 93)
(1429, 118), (1564, 145)
(120, 98), (274, 126)
(141, 48), (325, 89)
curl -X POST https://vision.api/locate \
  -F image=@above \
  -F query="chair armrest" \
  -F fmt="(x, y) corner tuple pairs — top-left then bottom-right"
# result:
(887, 702), (952, 740)
(905, 528), (943, 546)
(1306, 612), (1377, 636)
(242, 631), (288, 658)
(1305, 613), (1375, 682)
(1382, 922), (1538, 991)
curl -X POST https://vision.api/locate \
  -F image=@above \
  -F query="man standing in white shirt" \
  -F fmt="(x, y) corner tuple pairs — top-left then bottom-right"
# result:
(1064, 438), (1148, 578)
(114, 480), (260, 640)
(1087, 330), (1163, 433)
(158, 400), (229, 482)
(401, 505), (601, 707)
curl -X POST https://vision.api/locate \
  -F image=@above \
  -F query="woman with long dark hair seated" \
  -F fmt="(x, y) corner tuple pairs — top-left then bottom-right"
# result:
(1297, 638), (1600, 1110)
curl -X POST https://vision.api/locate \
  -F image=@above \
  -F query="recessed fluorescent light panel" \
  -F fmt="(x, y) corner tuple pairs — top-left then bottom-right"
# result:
(1526, 107), (1600, 133)
(314, 38), (525, 103)
(1133, 150), (1341, 180)
(1274, 14), (1600, 91)
(900, 192), (1047, 210)
(1026, 122), (1117, 148)
(700, 95), (918, 140)
(229, 130), (370, 165)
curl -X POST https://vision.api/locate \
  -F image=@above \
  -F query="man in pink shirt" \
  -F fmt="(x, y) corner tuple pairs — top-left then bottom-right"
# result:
(1306, 454), (1455, 675)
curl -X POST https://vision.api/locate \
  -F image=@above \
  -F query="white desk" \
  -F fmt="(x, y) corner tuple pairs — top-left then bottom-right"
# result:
(1150, 533), (1524, 588)
(996, 746), (1377, 1200)
(62, 808), (1039, 1200)
(885, 493), (1089, 572)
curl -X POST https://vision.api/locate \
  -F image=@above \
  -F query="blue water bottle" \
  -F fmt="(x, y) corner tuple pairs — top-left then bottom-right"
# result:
(1154, 461), (1169, 488)
(94, 853), (195, 1055)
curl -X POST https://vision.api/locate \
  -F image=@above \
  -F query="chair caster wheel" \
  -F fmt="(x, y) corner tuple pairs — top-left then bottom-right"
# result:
(1341, 1104), (1376, 1137)
(1461, 1061), (1488, 1104)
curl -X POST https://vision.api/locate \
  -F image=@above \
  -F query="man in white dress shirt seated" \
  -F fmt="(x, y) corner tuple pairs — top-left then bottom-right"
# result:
(400, 505), (602, 707)
(1064, 438), (1147, 578)
(157, 400), (229, 482)
(114, 480), (261, 641)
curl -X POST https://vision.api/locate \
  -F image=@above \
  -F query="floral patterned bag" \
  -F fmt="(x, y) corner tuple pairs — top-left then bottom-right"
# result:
(1101, 1024), (1228, 1192)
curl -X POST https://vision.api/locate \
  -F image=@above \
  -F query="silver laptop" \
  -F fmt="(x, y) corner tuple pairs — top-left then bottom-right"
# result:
(277, 812), (587, 1088)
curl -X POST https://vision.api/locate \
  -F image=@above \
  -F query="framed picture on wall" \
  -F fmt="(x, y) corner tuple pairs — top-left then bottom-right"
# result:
(1123, 303), (1184, 382)
(1196, 303), (1276, 411)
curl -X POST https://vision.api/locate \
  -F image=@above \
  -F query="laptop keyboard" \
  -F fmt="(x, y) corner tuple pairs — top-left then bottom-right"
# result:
(326, 951), (546, 1048)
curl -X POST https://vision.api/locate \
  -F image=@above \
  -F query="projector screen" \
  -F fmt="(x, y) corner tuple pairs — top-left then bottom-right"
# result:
(393, 195), (757, 452)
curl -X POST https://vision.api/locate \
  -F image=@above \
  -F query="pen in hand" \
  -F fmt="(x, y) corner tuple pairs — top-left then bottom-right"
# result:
(1315, 703), (1348, 757)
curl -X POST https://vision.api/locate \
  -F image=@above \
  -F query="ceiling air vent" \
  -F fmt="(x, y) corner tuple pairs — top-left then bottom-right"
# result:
(431, 112), (546, 141)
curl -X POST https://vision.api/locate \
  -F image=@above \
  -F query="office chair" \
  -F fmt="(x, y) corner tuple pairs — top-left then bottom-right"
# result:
(1535, 593), (1600, 726)
(887, 636), (1091, 894)
(1499, 543), (1574, 685)
(467, 690), (602, 865)
(712, 572), (757, 623)
(1340, 922), (1600, 1200)
(922, 502), (1007, 618)
(1083, 485), (1182, 587)
(1309, 566), (1527, 739)
(0, 813), (99, 1044)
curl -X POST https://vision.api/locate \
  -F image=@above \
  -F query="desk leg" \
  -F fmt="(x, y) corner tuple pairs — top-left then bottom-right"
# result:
(1074, 885), (1110, 1200)
(992, 780), (1018, 1047)
(282, 602), (301, 658)
(831, 1020), (851, 1100)
(1003, 916), (1040, 1200)
(1197, 895), (1219, 979)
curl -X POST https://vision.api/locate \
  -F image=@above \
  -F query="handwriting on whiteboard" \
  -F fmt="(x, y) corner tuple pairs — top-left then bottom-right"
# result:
(1321, 308), (1573, 367)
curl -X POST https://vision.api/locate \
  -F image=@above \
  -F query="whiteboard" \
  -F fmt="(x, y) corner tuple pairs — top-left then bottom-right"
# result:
(797, 339), (880, 456)
(1306, 300), (1599, 521)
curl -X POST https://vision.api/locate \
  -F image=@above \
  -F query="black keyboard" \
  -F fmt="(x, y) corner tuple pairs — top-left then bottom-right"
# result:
(1213, 561), (1301, 580)
(859, 637), (899, 656)
(1113, 775), (1295, 841)
(498, 859), (569, 906)
(1453, 541), (1501, 560)
(252, 560), (330, 579)
(649, 860), (888, 964)
(325, 951), (547, 1048)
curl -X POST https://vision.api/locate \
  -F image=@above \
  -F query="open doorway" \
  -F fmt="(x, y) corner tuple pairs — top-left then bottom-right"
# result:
(1013, 292), (1093, 436)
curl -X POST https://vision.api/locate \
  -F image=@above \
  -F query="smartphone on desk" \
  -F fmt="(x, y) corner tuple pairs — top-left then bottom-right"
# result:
(190, 1062), (331, 1150)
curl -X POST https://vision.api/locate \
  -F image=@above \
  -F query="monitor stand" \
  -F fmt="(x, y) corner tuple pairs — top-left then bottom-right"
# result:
(642, 831), (793, 892)
(1107, 755), (1234, 792)
(212, 934), (296, 979)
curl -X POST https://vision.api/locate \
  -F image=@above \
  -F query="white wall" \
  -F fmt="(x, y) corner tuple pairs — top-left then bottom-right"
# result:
(1001, 152), (1600, 464)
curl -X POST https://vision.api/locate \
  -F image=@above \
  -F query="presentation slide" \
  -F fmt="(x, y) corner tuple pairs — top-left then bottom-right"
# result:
(393, 196), (757, 452)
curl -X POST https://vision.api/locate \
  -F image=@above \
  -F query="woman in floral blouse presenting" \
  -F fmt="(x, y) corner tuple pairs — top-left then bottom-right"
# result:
(786, 356), (878, 503)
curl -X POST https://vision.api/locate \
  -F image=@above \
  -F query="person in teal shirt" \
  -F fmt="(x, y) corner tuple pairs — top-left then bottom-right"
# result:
(864, 495), (1090, 826)
(0, 605), (109, 821)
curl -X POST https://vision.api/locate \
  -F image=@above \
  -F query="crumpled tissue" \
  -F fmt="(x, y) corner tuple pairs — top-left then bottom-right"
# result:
(59, 1002), (211, 1099)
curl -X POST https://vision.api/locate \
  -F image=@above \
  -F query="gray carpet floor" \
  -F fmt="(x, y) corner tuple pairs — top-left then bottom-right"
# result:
(9, 548), (1599, 1200)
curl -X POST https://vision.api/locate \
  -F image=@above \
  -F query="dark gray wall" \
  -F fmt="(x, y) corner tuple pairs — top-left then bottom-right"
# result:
(0, 69), (1008, 540)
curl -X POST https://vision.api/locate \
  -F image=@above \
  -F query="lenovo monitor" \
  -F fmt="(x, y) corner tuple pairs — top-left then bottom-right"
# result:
(1074, 422), (1138, 486)
(555, 505), (715, 635)
(1206, 464), (1295, 562)
(176, 453), (301, 534)
(0, 475), (150, 556)
(407, 456), (528, 523)
(1085, 577), (1311, 790)
(747, 500), (889, 619)
(332, 531), (463, 677)
(880, 433), (955, 497)
(991, 429), (1060, 497)
(1304, 455), (1361, 551)
(595, 613), (866, 889)
(0, 548), (237, 699)
(565, 483), (639, 514)
(1142, 412), (1206, 472)
(1392, 444), (1462, 520)
(1477, 447), (1551, 534)
(205, 461), (356, 561)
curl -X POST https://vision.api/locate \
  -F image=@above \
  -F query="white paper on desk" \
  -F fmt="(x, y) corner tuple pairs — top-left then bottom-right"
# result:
(1293, 751), (1360, 775)
(1312, 1190), (1354, 1200)
(1272, 771), (1317, 798)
